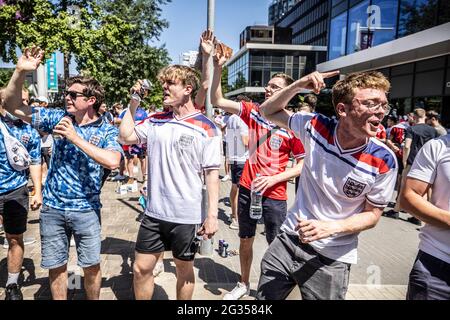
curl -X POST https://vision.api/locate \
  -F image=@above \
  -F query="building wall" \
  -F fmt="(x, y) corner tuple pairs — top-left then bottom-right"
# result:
(275, 0), (329, 46)
(227, 49), (325, 90)
(328, 0), (450, 61)
(269, 0), (301, 25)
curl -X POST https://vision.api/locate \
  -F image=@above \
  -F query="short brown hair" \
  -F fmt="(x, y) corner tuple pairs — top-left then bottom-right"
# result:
(414, 108), (426, 118)
(304, 94), (317, 110)
(426, 110), (440, 120)
(332, 71), (390, 108)
(158, 65), (200, 98)
(271, 73), (294, 86)
(66, 76), (105, 112)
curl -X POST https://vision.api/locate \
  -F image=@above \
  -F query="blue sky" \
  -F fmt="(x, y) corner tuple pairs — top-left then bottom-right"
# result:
(153, 0), (270, 63)
(1, 0), (270, 72)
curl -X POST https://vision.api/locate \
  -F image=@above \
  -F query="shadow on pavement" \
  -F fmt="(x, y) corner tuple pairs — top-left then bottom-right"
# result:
(195, 257), (240, 297)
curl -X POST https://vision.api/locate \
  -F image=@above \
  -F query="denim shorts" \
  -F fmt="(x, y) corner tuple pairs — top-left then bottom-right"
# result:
(40, 205), (102, 269)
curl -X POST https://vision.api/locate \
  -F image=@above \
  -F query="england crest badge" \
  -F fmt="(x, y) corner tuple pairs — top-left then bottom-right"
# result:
(343, 177), (366, 198)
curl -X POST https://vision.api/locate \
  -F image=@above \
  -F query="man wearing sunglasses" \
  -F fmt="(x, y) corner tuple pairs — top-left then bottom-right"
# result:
(256, 71), (398, 300)
(3, 46), (123, 300)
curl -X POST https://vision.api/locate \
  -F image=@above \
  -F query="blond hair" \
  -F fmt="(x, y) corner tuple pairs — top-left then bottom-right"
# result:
(332, 71), (390, 108)
(414, 108), (426, 119)
(158, 65), (200, 98)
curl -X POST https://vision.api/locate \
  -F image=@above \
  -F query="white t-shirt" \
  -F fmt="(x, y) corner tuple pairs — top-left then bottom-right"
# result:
(283, 112), (398, 264)
(134, 111), (222, 224)
(407, 134), (450, 263)
(41, 133), (53, 148)
(224, 114), (249, 163)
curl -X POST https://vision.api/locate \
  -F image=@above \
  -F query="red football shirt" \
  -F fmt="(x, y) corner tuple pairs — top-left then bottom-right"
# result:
(239, 101), (305, 200)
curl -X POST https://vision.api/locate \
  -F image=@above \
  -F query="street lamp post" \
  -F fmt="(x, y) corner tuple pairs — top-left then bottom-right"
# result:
(206, 0), (215, 119)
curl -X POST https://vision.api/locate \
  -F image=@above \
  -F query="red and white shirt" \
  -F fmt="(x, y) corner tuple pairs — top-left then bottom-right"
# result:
(239, 101), (305, 200)
(376, 124), (386, 140)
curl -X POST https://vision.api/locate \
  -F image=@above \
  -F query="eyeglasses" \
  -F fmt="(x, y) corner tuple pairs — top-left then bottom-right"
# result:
(66, 90), (87, 100)
(265, 83), (283, 91)
(353, 98), (391, 115)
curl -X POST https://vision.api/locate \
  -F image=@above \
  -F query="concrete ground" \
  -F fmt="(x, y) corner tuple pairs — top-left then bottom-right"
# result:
(0, 169), (420, 300)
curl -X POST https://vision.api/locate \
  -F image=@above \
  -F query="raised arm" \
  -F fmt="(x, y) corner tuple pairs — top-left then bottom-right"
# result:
(3, 47), (44, 123)
(118, 82), (142, 145)
(210, 43), (240, 115)
(259, 71), (339, 120)
(53, 116), (121, 170)
(194, 30), (214, 108)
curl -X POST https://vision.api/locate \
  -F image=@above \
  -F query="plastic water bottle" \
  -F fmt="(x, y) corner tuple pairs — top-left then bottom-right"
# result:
(249, 173), (263, 220)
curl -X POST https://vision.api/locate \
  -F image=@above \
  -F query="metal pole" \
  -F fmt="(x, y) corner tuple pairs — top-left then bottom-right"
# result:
(205, 0), (215, 119)
(36, 64), (47, 98)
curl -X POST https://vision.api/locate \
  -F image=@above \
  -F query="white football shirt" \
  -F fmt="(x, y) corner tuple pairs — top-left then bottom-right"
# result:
(283, 112), (398, 264)
(135, 111), (221, 224)
(407, 135), (450, 263)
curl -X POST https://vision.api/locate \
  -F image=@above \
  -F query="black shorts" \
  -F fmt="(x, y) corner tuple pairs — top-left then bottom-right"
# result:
(0, 185), (29, 235)
(238, 186), (287, 244)
(41, 147), (51, 167)
(230, 162), (245, 185)
(135, 215), (200, 261)
(222, 141), (227, 157)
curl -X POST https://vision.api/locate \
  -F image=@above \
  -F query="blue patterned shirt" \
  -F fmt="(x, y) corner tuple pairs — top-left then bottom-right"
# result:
(0, 114), (41, 194)
(32, 107), (123, 211)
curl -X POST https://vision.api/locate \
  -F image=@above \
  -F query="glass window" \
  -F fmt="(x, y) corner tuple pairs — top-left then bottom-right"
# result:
(398, 0), (438, 38)
(391, 63), (414, 76)
(377, 67), (390, 78)
(416, 56), (446, 72)
(444, 68), (450, 95)
(329, 12), (348, 60)
(370, 0), (398, 46)
(390, 75), (413, 98)
(347, 0), (370, 54)
(414, 70), (445, 97)
(438, 0), (450, 25)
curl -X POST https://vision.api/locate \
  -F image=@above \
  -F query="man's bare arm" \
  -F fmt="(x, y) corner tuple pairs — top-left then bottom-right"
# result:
(296, 201), (383, 243)
(210, 50), (240, 115)
(3, 47), (44, 123)
(259, 71), (339, 120)
(401, 177), (450, 229)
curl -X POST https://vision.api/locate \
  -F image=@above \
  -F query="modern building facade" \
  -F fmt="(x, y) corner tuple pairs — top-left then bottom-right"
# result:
(318, 0), (450, 125)
(179, 50), (199, 68)
(268, 0), (301, 25)
(225, 43), (326, 101)
(226, 24), (327, 101)
(275, 0), (329, 46)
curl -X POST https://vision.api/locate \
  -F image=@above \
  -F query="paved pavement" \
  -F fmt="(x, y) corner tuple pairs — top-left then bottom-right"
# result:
(0, 169), (420, 300)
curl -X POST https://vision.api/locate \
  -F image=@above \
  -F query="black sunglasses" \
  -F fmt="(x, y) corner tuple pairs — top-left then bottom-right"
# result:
(66, 90), (88, 100)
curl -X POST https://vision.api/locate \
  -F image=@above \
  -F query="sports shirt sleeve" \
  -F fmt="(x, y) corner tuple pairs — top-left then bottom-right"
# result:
(407, 138), (442, 185)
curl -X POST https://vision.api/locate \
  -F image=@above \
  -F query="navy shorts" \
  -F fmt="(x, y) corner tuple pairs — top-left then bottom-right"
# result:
(238, 186), (287, 244)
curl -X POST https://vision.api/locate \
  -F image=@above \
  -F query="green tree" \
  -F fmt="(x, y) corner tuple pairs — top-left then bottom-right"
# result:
(94, 0), (171, 106)
(0, 0), (171, 108)
(0, 68), (14, 87)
